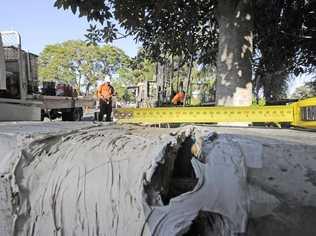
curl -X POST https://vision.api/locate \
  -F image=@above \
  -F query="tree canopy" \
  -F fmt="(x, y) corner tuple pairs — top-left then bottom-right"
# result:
(54, 0), (218, 64)
(54, 0), (315, 104)
(54, 0), (315, 65)
(292, 80), (316, 99)
(39, 40), (130, 94)
(253, 0), (315, 101)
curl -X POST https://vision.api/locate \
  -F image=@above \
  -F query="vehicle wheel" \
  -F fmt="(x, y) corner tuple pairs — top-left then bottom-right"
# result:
(41, 110), (45, 121)
(62, 111), (72, 121)
(62, 108), (83, 121)
(73, 108), (83, 121)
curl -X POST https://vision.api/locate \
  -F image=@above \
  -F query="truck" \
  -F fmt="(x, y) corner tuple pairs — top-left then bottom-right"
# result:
(0, 31), (95, 121)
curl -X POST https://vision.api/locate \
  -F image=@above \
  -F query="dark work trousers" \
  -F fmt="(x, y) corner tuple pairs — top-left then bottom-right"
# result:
(98, 99), (112, 122)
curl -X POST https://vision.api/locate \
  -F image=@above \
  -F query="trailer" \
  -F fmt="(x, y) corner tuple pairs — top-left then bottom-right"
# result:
(0, 31), (95, 121)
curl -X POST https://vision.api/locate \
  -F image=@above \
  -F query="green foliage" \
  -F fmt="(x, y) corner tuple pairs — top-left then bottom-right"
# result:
(130, 60), (155, 83)
(38, 40), (131, 94)
(195, 65), (216, 86)
(54, 0), (218, 65)
(253, 0), (315, 101)
(291, 81), (316, 99)
(54, 0), (316, 102)
(252, 97), (266, 107)
(113, 49), (156, 102)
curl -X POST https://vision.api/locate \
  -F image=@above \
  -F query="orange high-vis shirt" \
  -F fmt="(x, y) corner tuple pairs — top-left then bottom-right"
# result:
(172, 92), (185, 105)
(97, 83), (113, 100)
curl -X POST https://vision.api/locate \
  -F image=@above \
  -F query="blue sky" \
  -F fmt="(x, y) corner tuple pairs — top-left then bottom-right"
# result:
(0, 0), (139, 57)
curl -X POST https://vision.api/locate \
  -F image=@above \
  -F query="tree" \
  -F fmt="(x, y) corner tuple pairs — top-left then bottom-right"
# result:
(53, 0), (252, 106)
(54, 0), (315, 105)
(108, 48), (156, 101)
(291, 81), (316, 99)
(129, 50), (156, 84)
(39, 40), (130, 94)
(253, 0), (315, 102)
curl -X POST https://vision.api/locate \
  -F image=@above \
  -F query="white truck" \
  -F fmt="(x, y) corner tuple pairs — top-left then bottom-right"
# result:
(0, 31), (95, 121)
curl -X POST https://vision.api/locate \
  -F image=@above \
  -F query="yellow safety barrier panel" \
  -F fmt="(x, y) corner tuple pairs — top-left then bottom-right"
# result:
(114, 97), (316, 129)
(292, 97), (316, 128)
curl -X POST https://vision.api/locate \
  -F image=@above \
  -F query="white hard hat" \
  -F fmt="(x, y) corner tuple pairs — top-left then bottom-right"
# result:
(104, 75), (111, 83)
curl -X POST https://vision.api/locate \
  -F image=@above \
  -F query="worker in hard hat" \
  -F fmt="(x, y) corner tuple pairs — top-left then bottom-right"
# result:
(172, 90), (185, 105)
(97, 76), (115, 121)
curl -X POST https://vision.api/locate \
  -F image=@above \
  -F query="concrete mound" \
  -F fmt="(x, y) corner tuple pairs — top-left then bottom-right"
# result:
(0, 123), (316, 235)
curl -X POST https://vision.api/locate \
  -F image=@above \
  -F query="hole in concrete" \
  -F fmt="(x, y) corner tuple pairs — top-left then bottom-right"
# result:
(144, 137), (199, 206)
(183, 211), (231, 236)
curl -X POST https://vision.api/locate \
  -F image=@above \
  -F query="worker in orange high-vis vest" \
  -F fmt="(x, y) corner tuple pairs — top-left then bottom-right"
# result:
(97, 77), (115, 121)
(172, 91), (185, 105)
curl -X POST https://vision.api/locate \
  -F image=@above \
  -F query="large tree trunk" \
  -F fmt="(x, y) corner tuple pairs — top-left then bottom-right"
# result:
(216, 0), (253, 106)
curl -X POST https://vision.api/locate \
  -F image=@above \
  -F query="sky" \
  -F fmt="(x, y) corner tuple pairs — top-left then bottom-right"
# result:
(0, 0), (139, 57)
